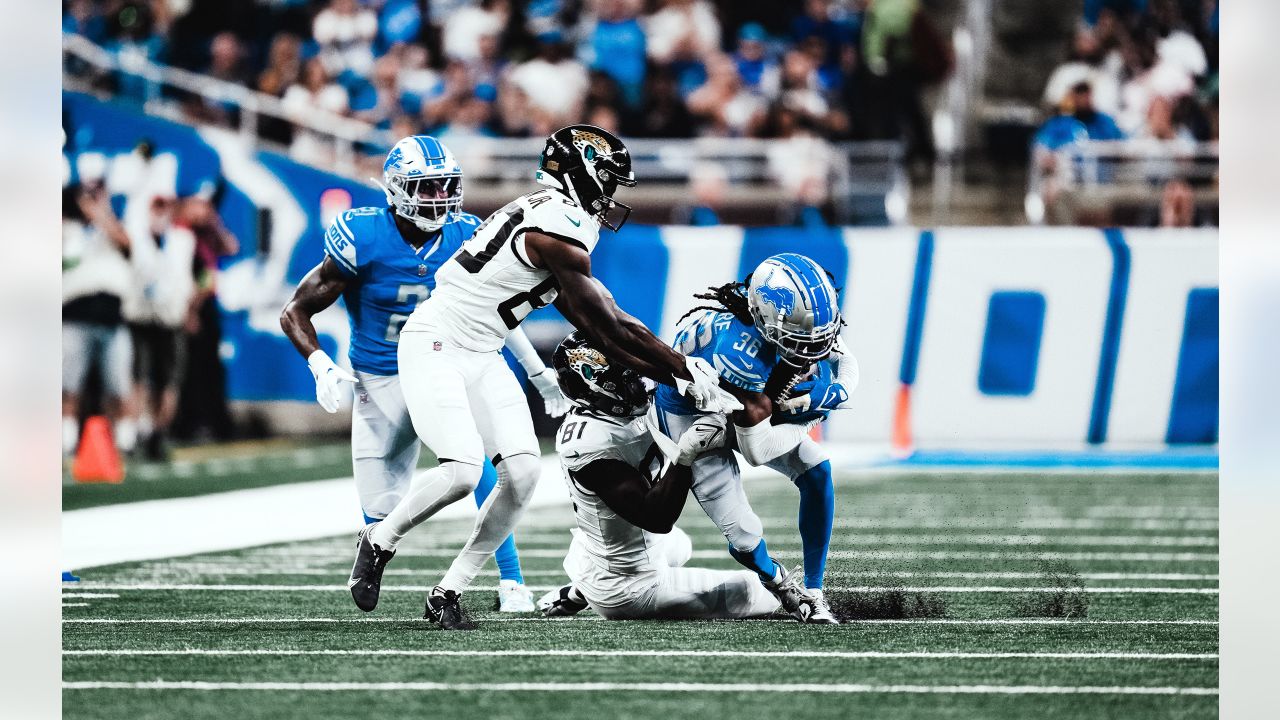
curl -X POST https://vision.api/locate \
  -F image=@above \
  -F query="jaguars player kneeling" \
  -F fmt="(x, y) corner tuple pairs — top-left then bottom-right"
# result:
(538, 333), (781, 620)
(280, 135), (570, 614)
(650, 253), (857, 624)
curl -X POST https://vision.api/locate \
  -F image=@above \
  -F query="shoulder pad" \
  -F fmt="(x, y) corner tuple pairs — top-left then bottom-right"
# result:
(524, 193), (599, 253)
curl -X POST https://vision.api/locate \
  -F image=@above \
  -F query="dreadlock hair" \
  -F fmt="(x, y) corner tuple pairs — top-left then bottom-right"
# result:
(675, 274), (755, 327)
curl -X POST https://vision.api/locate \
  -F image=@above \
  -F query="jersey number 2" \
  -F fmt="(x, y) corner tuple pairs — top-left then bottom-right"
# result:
(385, 284), (430, 341)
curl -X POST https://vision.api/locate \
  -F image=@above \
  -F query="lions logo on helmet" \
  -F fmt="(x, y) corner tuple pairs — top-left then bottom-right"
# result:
(376, 135), (463, 233)
(747, 254), (843, 362)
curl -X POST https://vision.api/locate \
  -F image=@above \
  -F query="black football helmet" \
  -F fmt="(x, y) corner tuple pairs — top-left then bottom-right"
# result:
(536, 124), (636, 231)
(552, 332), (649, 417)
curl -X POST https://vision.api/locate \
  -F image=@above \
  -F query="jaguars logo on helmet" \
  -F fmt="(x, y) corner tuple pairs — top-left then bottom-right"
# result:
(553, 332), (649, 417)
(536, 124), (636, 231)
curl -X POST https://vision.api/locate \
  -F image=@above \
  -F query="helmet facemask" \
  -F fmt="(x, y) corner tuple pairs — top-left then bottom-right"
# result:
(383, 172), (463, 233)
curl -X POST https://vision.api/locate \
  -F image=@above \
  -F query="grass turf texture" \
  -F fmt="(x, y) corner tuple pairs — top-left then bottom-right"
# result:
(63, 468), (1217, 719)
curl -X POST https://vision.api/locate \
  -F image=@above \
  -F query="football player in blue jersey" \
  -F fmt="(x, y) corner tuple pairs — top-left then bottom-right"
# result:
(280, 135), (571, 613)
(651, 253), (857, 623)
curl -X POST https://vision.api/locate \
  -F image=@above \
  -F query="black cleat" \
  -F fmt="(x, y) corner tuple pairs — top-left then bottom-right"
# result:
(348, 524), (395, 612)
(537, 585), (589, 617)
(425, 586), (476, 630)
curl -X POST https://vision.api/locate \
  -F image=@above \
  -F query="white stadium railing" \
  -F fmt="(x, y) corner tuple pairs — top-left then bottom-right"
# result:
(63, 33), (909, 225)
(1026, 138), (1219, 224)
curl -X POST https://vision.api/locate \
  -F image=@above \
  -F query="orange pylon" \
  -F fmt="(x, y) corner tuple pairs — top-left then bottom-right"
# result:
(71, 416), (124, 484)
(890, 385), (914, 458)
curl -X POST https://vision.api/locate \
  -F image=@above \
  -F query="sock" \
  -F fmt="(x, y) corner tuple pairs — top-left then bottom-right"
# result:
(473, 457), (524, 584)
(729, 538), (782, 583)
(362, 512), (383, 526)
(793, 461), (835, 589)
(115, 418), (137, 452)
(369, 461), (480, 550)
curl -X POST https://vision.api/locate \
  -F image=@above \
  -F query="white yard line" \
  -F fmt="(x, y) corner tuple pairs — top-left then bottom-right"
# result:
(61, 593), (119, 599)
(61, 603), (90, 608)
(267, 548), (1216, 562)
(63, 649), (1216, 660)
(66, 583), (1219, 595)
(61, 617), (1219, 626)
(61, 680), (1218, 695)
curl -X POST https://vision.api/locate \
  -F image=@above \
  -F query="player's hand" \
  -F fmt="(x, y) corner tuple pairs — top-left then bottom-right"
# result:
(675, 357), (744, 414)
(528, 368), (571, 418)
(307, 350), (357, 413)
(675, 414), (728, 466)
(780, 383), (850, 414)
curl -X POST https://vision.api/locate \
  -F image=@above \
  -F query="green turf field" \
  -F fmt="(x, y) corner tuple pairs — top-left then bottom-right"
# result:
(62, 467), (1218, 719)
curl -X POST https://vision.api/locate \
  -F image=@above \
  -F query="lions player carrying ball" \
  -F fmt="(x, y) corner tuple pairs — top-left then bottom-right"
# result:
(353, 125), (742, 629)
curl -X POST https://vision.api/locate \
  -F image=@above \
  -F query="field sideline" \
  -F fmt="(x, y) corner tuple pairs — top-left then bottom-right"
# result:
(62, 465), (1218, 720)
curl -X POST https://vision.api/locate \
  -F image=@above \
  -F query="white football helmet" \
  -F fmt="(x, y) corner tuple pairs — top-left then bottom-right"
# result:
(747, 253), (843, 362)
(377, 135), (463, 233)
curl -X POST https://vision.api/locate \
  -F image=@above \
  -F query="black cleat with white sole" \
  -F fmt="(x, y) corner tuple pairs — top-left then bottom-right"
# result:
(425, 586), (476, 630)
(538, 584), (590, 617)
(348, 524), (395, 612)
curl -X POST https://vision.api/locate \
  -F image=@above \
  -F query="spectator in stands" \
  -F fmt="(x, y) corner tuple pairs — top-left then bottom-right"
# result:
(645, 0), (721, 97)
(734, 22), (780, 97)
(256, 33), (304, 145)
(1116, 27), (1194, 135)
(425, 60), (477, 130)
(505, 33), (589, 133)
(282, 58), (350, 163)
(1157, 177), (1196, 227)
(632, 65), (696, 138)
(437, 91), (499, 141)
(776, 49), (832, 132)
(443, 0), (508, 63)
(172, 190), (239, 444)
(313, 0), (378, 80)
(63, 0), (108, 43)
(122, 181), (197, 461)
(62, 155), (137, 456)
(188, 32), (252, 126)
(686, 54), (766, 137)
(353, 52), (405, 129)
(765, 106), (832, 228)
(104, 0), (168, 103)
(1043, 25), (1124, 117)
(678, 161), (729, 226)
(582, 0), (648, 109)
(1034, 80), (1125, 156)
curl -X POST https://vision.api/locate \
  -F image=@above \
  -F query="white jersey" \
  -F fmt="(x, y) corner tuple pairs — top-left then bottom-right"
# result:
(556, 409), (667, 575)
(405, 188), (600, 351)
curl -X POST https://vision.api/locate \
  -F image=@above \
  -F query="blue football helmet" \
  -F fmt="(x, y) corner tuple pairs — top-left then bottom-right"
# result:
(746, 253), (843, 362)
(378, 135), (463, 233)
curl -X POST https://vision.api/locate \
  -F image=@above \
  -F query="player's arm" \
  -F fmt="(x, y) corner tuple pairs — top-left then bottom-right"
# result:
(526, 231), (687, 384)
(280, 256), (349, 358)
(724, 370), (812, 467)
(575, 415), (727, 533)
(279, 256), (357, 413)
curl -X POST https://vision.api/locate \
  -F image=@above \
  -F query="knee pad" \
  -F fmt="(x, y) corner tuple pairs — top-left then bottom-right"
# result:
(431, 460), (485, 504)
(725, 510), (764, 555)
(495, 452), (541, 506)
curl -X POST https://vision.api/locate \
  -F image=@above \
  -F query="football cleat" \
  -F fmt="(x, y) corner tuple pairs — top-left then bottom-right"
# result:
(805, 588), (840, 625)
(497, 579), (537, 613)
(348, 524), (395, 612)
(763, 565), (820, 623)
(538, 584), (589, 617)
(425, 586), (476, 630)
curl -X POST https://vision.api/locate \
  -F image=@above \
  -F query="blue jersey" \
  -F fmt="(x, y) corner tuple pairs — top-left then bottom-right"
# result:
(322, 207), (481, 375)
(654, 308), (837, 424)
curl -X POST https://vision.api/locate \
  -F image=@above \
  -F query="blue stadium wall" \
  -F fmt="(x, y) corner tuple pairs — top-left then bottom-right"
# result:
(64, 93), (1218, 446)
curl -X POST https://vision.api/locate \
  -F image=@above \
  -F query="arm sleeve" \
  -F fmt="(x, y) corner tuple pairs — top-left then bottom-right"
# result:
(504, 326), (546, 374)
(322, 212), (360, 277)
(735, 418), (810, 466)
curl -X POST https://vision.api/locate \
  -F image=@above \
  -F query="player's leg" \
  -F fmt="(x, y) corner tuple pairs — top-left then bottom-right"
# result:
(471, 456), (534, 611)
(764, 437), (834, 591)
(638, 565), (781, 620)
(61, 323), (91, 455)
(435, 351), (541, 601)
(368, 337), (486, 552)
(102, 324), (137, 453)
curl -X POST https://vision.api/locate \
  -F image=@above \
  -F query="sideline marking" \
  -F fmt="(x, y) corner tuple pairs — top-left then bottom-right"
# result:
(64, 649), (1217, 660)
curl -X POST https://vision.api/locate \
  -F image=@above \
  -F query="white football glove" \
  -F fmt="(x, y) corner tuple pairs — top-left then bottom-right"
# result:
(307, 350), (357, 413)
(674, 413), (729, 466)
(675, 356), (744, 414)
(528, 368), (571, 418)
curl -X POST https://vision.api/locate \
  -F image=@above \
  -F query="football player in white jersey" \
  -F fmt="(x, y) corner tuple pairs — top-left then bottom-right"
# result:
(357, 124), (741, 629)
(537, 332), (780, 620)
(280, 136), (569, 613)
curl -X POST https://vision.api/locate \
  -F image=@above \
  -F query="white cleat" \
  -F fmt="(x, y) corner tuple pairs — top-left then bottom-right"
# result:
(497, 579), (537, 613)
(805, 588), (840, 625)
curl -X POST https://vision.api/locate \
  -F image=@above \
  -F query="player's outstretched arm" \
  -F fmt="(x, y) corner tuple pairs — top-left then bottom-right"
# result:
(725, 383), (810, 467)
(280, 257), (357, 413)
(577, 415), (727, 533)
(525, 231), (689, 385)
